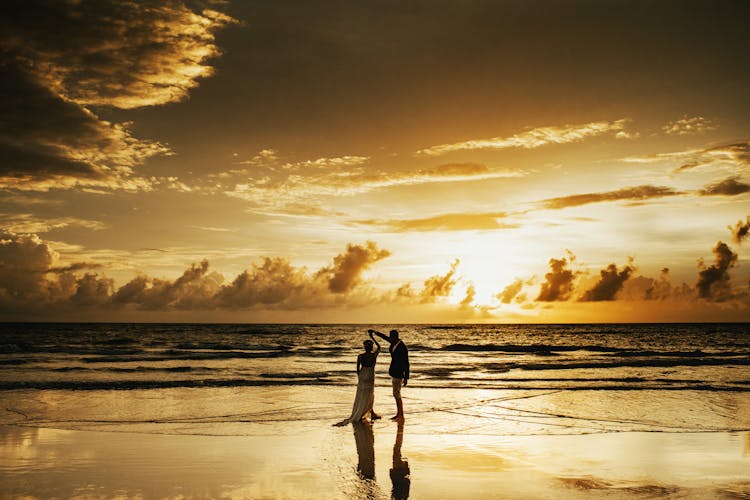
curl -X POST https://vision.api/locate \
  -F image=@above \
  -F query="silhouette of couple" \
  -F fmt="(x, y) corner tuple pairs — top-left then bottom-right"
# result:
(335, 329), (409, 426)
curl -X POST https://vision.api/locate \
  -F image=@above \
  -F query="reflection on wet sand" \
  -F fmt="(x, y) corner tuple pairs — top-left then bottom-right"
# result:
(390, 420), (410, 500)
(353, 421), (375, 480)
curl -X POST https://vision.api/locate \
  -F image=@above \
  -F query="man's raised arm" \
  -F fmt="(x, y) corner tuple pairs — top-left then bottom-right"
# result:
(368, 329), (390, 343)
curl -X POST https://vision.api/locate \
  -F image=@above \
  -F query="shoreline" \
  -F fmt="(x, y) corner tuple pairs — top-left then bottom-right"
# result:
(1, 386), (749, 498)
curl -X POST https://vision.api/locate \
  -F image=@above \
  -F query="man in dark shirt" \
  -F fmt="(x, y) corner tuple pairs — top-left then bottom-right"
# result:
(369, 328), (409, 421)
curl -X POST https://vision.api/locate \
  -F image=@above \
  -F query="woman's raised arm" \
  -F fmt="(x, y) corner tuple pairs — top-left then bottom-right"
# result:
(369, 331), (381, 353)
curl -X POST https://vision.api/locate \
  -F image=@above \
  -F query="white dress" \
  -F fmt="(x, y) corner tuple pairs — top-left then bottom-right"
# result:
(335, 349), (378, 426)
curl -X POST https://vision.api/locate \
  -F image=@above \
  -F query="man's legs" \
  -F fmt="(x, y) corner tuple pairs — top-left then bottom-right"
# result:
(391, 377), (405, 420)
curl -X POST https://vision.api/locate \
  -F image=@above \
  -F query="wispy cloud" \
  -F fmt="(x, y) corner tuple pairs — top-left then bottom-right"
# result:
(223, 161), (523, 211)
(540, 185), (684, 209)
(619, 140), (750, 174)
(415, 119), (634, 157)
(0, 214), (107, 234)
(699, 177), (750, 196)
(355, 212), (517, 232)
(661, 116), (716, 136)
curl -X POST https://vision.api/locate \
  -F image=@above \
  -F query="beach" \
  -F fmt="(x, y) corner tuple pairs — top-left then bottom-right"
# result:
(2, 384), (749, 499)
(1, 323), (750, 498)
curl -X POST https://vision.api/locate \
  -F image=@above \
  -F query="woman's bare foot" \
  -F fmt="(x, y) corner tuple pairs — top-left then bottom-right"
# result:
(371, 412), (381, 420)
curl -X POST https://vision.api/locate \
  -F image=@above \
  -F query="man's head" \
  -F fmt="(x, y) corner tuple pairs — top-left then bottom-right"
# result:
(389, 329), (399, 342)
(363, 339), (374, 352)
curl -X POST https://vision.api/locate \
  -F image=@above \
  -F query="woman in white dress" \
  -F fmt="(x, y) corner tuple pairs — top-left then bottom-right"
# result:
(335, 332), (381, 425)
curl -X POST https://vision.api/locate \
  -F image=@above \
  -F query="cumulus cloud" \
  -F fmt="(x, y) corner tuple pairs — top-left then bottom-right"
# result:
(579, 260), (635, 301)
(498, 278), (524, 304)
(416, 119), (634, 156)
(729, 216), (750, 244)
(620, 268), (693, 301)
(420, 259), (460, 303)
(1, 1), (235, 191)
(0, 234), (393, 316)
(541, 185), (684, 209)
(355, 212), (517, 232)
(113, 260), (224, 310)
(318, 241), (391, 293)
(0, 231), (111, 312)
(699, 177), (750, 196)
(213, 258), (323, 310)
(661, 116), (716, 136)
(696, 241), (738, 302)
(536, 253), (578, 302)
(460, 284), (476, 308)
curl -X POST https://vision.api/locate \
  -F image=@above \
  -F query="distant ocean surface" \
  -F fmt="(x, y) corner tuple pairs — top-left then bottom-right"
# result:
(1, 323), (749, 392)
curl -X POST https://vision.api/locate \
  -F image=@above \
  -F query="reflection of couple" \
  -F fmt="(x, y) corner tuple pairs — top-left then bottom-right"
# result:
(352, 420), (411, 500)
(336, 329), (410, 426)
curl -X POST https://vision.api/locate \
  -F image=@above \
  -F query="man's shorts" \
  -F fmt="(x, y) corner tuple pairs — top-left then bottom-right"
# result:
(391, 377), (403, 398)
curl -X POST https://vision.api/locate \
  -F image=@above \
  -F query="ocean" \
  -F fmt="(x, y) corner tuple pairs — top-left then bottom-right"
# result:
(1, 323), (749, 393)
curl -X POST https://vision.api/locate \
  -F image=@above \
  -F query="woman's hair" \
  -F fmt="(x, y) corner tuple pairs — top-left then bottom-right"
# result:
(363, 339), (374, 351)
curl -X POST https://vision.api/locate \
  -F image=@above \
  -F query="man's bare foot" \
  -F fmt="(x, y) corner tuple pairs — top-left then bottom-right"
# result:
(371, 412), (381, 420)
(390, 414), (404, 421)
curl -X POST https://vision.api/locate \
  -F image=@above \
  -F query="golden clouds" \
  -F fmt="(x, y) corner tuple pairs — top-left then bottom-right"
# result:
(0, 233), (391, 315)
(4, 2), (236, 109)
(321, 242), (390, 293)
(622, 140), (750, 174)
(0, 1), (235, 191)
(0, 214), (107, 234)
(223, 156), (521, 212)
(415, 120), (634, 156)
(356, 212), (515, 232)
(541, 185), (684, 209)
(661, 116), (716, 136)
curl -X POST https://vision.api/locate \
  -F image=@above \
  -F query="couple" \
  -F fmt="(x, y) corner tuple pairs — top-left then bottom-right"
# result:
(335, 329), (409, 426)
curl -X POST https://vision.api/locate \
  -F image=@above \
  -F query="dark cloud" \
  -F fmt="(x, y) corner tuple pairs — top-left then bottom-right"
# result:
(356, 212), (516, 232)
(536, 254), (578, 302)
(0, 231), (113, 312)
(113, 260), (223, 310)
(0, 1), (234, 191)
(699, 177), (750, 196)
(613, 268), (695, 302)
(730, 216), (750, 244)
(0, 233), (392, 315)
(49, 262), (104, 273)
(213, 257), (320, 309)
(579, 261), (635, 301)
(696, 241), (738, 302)
(2, 0), (236, 109)
(541, 185), (684, 209)
(319, 241), (390, 293)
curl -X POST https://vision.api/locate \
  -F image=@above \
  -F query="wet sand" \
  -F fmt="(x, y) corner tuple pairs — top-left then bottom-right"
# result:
(1, 386), (749, 498)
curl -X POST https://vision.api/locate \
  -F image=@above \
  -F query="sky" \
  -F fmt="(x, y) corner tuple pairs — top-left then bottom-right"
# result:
(1, 0), (749, 322)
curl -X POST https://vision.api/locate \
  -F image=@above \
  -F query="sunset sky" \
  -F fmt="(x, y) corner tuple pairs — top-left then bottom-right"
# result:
(1, 0), (749, 322)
